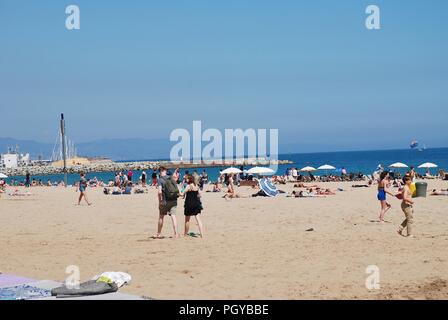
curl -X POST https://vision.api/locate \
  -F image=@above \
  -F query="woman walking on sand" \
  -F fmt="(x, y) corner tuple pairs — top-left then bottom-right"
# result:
(377, 171), (394, 222)
(78, 173), (92, 206)
(181, 174), (204, 238)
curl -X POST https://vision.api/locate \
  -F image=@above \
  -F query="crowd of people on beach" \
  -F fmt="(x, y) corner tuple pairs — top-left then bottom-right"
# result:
(1, 162), (447, 240)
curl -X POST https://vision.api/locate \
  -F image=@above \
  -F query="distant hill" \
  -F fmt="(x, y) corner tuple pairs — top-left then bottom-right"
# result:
(0, 137), (54, 159)
(0, 137), (171, 161)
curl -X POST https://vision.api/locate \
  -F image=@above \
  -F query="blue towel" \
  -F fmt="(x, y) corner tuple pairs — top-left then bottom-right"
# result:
(0, 284), (52, 300)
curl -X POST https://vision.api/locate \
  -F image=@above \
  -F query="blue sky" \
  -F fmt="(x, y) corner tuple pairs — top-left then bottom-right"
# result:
(0, 0), (447, 153)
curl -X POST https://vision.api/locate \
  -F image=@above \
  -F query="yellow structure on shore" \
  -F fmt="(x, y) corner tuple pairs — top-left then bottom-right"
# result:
(51, 156), (91, 167)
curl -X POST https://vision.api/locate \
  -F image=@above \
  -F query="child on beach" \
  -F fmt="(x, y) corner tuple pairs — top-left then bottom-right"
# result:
(397, 176), (415, 237)
(377, 171), (395, 222)
(180, 174), (204, 238)
(77, 172), (92, 206)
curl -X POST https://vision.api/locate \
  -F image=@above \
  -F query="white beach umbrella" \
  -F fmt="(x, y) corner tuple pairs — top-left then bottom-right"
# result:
(418, 162), (438, 169)
(0, 173), (8, 178)
(246, 166), (275, 175)
(388, 162), (408, 169)
(318, 164), (336, 176)
(318, 164), (336, 170)
(418, 162), (438, 175)
(300, 166), (317, 172)
(221, 167), (242, 175)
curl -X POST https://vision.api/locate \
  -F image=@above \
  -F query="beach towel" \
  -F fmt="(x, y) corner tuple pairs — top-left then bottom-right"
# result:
(0, 284), (52, 300)
(0, 274), (36, 288)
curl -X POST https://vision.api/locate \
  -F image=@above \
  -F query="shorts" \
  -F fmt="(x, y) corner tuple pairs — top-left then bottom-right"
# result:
(159, 201), (177, 216)
(377, 189), (386, 201)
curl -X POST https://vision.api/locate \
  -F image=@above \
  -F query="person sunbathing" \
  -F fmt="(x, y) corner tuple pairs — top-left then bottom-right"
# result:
(430, 189), (448, 196)
(272, 175), (287, 184)
(223, 175), (240, 199)
(8, 189), (33, 196)
(290, 190), (324, 198)
(212, 182), (221, 192)
(112, 186), (124, 195)
(352, 181), (373, 188)
(134, 187), (146, 194)
(316, 188), (336, 195)
(294, 183), (319, 188)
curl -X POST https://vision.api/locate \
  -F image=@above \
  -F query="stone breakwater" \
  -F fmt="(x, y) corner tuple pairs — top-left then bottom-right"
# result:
(3, 159), (293, 177)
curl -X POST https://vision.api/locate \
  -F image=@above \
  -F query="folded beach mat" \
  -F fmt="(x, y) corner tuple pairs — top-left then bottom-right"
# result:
(42, 291), (146, 300)
(51, 280), (118, 297)
(0, 274), (36, 288)
(51, 272), (135, 298)
(30, 280), (146, 300)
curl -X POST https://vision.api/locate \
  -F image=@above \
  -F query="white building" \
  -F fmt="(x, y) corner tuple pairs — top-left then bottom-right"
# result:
(0, 151), (31, 168)
(18, 153), (31, 166)
(1, 153), (18, 168)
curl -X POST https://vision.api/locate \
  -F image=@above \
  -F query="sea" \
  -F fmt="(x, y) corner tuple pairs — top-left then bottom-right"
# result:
(5, 148), (448, 185)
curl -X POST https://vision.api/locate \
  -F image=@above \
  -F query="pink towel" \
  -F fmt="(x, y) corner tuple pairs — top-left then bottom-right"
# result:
(0, 274), (36, 287)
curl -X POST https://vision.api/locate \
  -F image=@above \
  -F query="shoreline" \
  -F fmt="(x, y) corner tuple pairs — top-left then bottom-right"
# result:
(2, 159), (293, 177)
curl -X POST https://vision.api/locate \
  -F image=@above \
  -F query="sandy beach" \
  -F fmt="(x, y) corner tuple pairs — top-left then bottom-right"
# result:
(1, 180), (448, 300)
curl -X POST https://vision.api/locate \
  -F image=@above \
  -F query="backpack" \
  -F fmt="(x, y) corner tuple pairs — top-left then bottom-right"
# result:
(162, 177), (179, 201)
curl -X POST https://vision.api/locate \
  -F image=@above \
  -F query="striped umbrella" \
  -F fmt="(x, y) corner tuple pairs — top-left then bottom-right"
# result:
(259, 178), (279, 197)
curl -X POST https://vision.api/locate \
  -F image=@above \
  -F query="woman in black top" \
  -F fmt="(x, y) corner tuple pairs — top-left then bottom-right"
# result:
(181, 174), (204, 238)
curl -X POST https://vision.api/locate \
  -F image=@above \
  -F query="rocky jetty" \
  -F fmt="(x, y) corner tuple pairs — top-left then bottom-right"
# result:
(2, 159), (293, 177)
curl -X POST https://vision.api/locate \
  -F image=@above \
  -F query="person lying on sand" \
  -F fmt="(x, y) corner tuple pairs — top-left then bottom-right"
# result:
(272, 175), (287, 184)
(293, 183), (319, 188)
(8, 189), (34, 196)
(290, 190), (325, 198)
(430, 189), (448, 196)
(134, 187), (146, 194)
(316, 188), (336, 195)
(352, 181), (373, 188)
